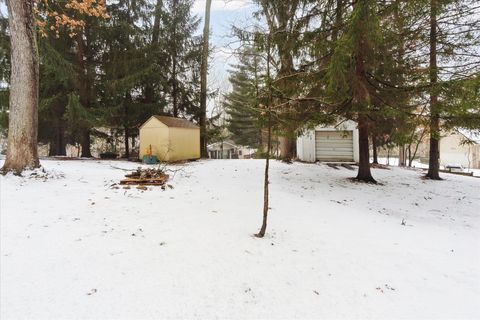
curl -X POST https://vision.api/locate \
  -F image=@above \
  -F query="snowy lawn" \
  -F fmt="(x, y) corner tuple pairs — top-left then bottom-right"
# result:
(1, 159), (479, 319)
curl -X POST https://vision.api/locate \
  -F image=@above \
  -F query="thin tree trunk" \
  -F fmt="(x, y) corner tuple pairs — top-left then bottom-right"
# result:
(124, 92), (130, 158)
(256, 35), (272, 238)
(409, 129), (426, 167)
(172, 55), (178, 117)
(76, 29), (93, 158)
(426, 0), (441, 180)
(124, 127), (129, 158)
(199, 0), (212, 157)
(2, 0), (40, 173)
(399, 145), (406, 166)
(372, 135), (378, 164)
(407, 145), (412, 167)
(171, 0), (178, 117)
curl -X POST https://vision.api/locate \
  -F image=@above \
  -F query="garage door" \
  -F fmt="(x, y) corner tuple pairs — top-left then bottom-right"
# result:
(315, 130), (354, 161)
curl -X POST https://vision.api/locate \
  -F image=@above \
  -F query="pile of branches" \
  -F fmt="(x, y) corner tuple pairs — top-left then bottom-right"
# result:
(120, 167), (169, 186)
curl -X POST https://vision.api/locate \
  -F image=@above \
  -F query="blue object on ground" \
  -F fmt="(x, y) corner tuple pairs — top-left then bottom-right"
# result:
(142, 155), (159, 164)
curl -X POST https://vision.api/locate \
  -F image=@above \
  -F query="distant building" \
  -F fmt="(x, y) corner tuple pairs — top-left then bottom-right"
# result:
(207, 141), (256, 159)
(296, 120), (359, 163)
(418, 130), (480, 169)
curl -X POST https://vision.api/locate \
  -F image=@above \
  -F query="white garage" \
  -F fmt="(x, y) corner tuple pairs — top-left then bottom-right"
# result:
(297, 120), (359, 163)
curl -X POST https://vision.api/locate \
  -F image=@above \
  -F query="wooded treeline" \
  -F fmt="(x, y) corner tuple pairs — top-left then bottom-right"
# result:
(225, 0), (480, 182)
(0, 0), (206, 160)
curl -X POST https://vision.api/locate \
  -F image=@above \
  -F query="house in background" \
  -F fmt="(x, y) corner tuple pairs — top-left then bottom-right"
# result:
(418, 130), (480, 169)
(297, 120), (359, 163)
(139, 115), (200, 162)
(208, 141), (256, 159)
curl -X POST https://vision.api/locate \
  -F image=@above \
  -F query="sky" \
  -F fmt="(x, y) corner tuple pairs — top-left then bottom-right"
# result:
(192, 0), (258, 113)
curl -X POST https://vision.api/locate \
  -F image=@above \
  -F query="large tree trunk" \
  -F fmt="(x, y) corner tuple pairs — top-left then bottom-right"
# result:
(49, 123), (66, 156)
(426, 0), (441, 180)
(48, 139), (56, 157)
(353, 10), (375, 183)
(199, 0), (212, 158)
(57, 122), (66, 156)
(278, 133), (295, 160)
(2, 0), (40, 173)
(80, 130), (92, 158)
(356, 115), (376, 183)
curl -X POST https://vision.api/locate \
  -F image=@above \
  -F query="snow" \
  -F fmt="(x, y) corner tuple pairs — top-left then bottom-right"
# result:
(1, 159), (479, 319)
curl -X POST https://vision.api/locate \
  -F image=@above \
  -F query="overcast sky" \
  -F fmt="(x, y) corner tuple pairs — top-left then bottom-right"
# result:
(192, 0), (257, 109)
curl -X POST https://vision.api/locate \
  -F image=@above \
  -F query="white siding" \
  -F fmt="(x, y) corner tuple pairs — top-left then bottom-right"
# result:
(296, 120), (359, 163)
(315, 131), (354, 161)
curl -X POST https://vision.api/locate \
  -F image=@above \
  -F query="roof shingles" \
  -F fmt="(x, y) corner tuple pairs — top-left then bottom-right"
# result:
(153, 116), (199, 129)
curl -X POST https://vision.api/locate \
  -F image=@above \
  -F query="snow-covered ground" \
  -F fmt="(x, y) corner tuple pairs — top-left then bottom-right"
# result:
(1, 159), (479, 319)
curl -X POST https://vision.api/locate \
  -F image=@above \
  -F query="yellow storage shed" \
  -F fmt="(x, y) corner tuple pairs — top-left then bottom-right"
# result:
(139, 115), (200, 162)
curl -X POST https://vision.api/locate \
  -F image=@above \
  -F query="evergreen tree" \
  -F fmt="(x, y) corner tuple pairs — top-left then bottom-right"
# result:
(325, 0), (382, 183)
(420, 0), (480, 179)
(254, 0), (312, 160)
(162, 0), (202, 118)
(224, 46), (263, 148)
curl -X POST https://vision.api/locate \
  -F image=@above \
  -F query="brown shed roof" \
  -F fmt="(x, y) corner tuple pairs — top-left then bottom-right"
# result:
(152, 115), (199, 129)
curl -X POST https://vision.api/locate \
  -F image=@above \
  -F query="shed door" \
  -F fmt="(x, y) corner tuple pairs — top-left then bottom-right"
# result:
(315, 131), (354, 161)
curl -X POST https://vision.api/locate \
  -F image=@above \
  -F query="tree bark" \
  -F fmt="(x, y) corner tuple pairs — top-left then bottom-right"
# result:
(171, 0), (179, 117)
(199, 0), (212, 158)
(49, 139), (56, 157)
(426, 0), (441, 180)
(124, 126), (129, 158)
(49, 123), (66, 156)
(172, 54), (178, 117)
(356, 114), (376, 183)
(256, 35), (272, 238)
(399, 144), (406, 166)
(80, 130), (92, 158)
(372, 135), (378, 164)
(123, 92), (130, 158)
(76, 29), (93, 158)
(152, 0), (162, 45)
(2, 0), (40, 173)
(352, 7), (375, 183)
(332, 0), (344, 42)
(278, 133), (295, 160)
(57, 122), (66, 156)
